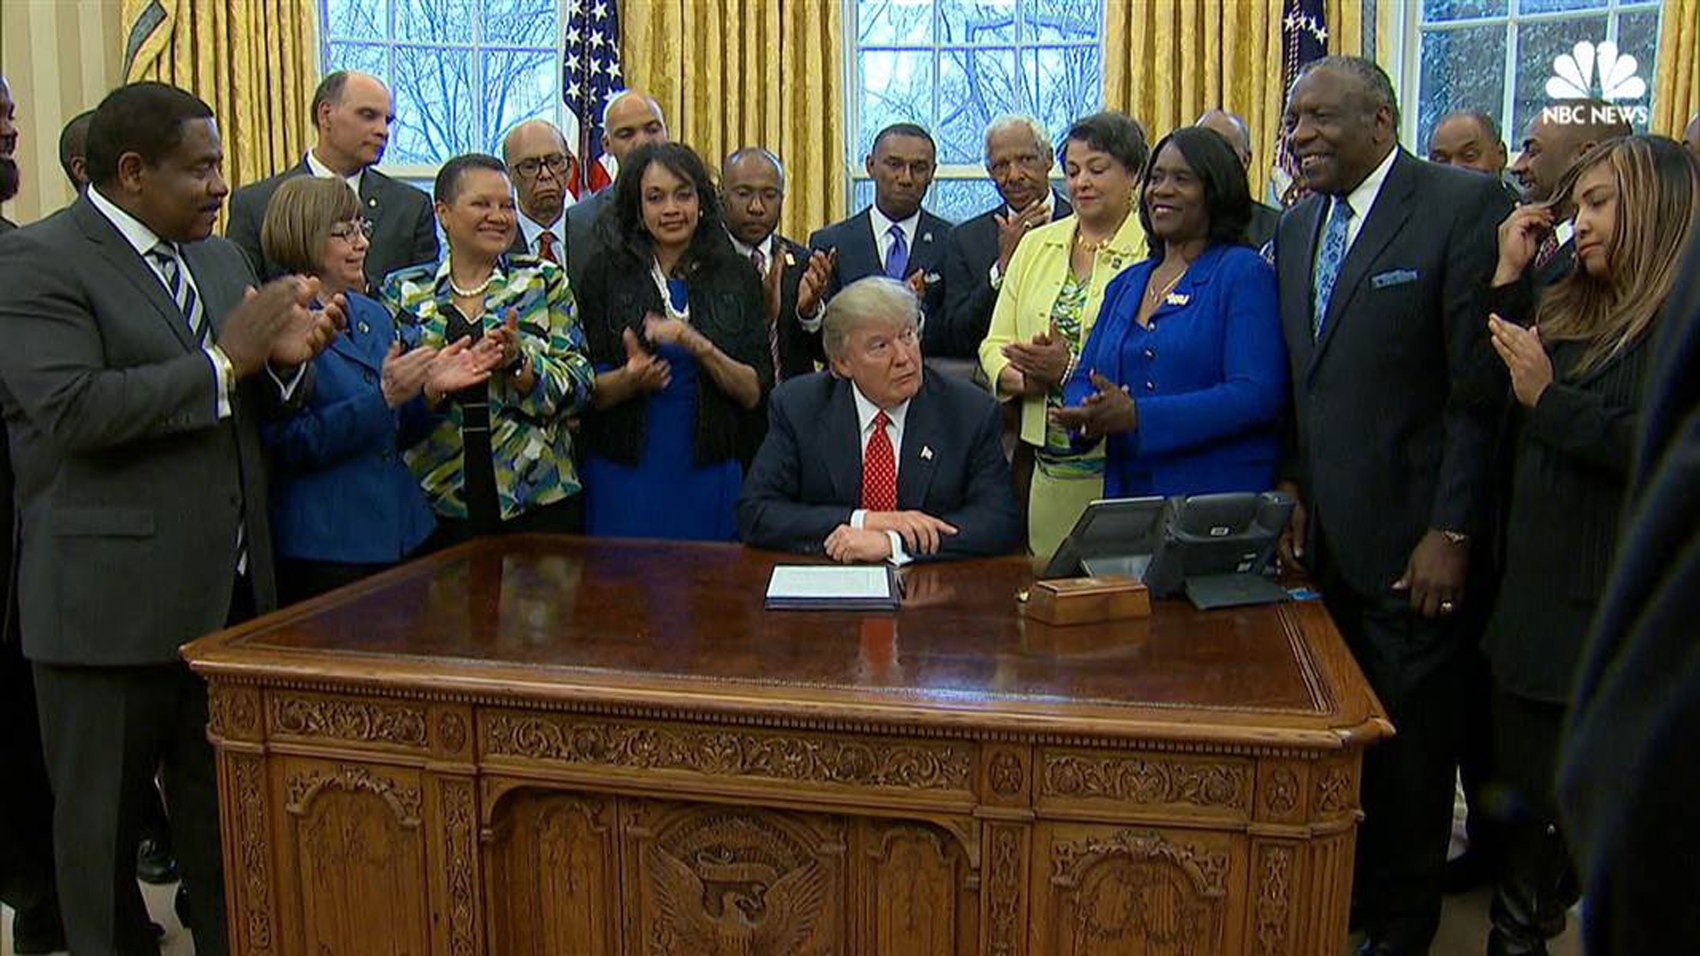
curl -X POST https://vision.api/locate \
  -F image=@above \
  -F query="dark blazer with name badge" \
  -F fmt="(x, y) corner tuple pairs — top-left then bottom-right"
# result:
(0, 197), (304, 665)
(737, 370), (1021, 559)
(764, 234), (825, 380)
(936, 192), (1072, 359)
(1275, 149), (1510, 598)
(227, 158), (438, 291)
(564, 188), (613, 291)
(808, 207), (953, 344)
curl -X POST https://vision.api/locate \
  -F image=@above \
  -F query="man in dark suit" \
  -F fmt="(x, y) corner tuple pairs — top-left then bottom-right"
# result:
(226, 70), (437, 290)
(808, 123), (953, 353)
(937, 115), (1071, 361)
(503, 118), (573, 264)
(0, 82), (341, 956)
(1508, 99), (1631, 288)
(721, 147), (825, 382)
(1558, 226), (1700, 955)
(1196, 109), (1283, 249)
(563, 89), (667, 288)
(1273, 57), (1511, 956)
(738, 277), (1020, 562)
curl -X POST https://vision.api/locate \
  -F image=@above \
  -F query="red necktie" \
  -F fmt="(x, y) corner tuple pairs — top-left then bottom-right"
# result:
(537, 230), (560, 265)
(1533, 231), (1560, 270)
(861, 410), (896, 512)
(753, 247), (782, 381)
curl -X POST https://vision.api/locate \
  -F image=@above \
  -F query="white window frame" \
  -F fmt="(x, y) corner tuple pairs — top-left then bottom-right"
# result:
(317, 0), (570, 182)
(842, 0), (1105, 211)
(1386, 0), (1664, 150)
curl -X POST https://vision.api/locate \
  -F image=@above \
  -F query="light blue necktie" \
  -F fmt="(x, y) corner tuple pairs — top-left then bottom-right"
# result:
(1311, 198), (1354, 339)
(883, 224), (909, 279)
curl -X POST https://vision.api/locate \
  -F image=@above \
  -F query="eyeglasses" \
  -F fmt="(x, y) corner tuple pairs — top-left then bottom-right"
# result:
(327, 219), (374, 242)
(513, 154), (571, 179)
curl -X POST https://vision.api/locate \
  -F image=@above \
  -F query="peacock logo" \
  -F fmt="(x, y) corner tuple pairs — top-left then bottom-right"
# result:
(1546, 40), (1647, 103)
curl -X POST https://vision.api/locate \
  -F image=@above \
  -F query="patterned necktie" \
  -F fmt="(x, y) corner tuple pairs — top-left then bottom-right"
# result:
(1533, 230), (1560, 270)
(1311, 198), (1354, 339)
(536, 230), (560, 265)
(883, 224), (909, 280)
(148, 243), (207, 344)
(861, 410), (896, 512)
(753, 246), (782, 381)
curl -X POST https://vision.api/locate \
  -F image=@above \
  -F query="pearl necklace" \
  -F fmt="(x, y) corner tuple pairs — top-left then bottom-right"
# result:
(447, 259), (494, 297)
(650, 259), (691, 322)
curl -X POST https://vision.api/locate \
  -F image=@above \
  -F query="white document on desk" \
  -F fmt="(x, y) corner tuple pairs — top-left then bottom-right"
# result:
(764, 565), (900, 609)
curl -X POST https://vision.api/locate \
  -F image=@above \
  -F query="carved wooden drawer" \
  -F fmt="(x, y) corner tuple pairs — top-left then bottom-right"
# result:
(1035, 746), (1256, 825)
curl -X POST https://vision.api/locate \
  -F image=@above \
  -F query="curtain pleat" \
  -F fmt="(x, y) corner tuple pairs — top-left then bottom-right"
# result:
(1653, 0), (1699, 140)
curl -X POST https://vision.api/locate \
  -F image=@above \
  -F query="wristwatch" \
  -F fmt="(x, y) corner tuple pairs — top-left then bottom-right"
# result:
(1438, 529), (1470, 545)
(505, 348), (528, 377)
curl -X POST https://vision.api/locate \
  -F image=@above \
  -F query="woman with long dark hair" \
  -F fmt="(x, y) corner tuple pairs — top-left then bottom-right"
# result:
(1481, 133), (1698, 955)
(576, 142), (770, 540)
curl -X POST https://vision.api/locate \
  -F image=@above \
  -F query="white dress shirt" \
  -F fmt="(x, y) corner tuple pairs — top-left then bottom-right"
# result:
(868, 204), (921, 273)
(847, 382), (914, 565)
(1336, 145), (1399, 254)
(730, 232), (776, 266)
(517, 211), (567, 259)
(305, 148), (365, 197)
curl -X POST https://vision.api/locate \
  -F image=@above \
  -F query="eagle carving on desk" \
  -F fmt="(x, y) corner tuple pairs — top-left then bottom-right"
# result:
(649, 845), (827, 955)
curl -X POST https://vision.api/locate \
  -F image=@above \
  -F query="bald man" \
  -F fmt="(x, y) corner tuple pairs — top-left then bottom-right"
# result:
(563, 90), (668, 287)
(226, 70), (438, 290)
(1194, 108), (1282, 248)
(502, 119), (575, 264)
(1508, 100), (1631, 287)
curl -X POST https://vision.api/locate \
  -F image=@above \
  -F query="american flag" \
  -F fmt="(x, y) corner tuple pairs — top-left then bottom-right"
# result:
(562, 0), (623, 197)
(1270, 0), (1329, 208)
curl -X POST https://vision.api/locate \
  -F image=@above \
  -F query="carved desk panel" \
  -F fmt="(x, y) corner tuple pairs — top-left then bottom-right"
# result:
(185, 537), (1390, 955)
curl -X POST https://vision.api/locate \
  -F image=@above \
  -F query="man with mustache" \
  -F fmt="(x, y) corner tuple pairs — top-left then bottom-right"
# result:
(1273, 56), (1510, 956)
(227, 70), (438, 291)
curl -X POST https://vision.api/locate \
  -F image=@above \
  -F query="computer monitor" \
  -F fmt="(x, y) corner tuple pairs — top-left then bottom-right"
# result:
(1039, 496), (1167, 580)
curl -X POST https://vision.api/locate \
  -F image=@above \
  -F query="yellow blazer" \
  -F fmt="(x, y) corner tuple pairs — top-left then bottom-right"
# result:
(978, 211), (1147, 446)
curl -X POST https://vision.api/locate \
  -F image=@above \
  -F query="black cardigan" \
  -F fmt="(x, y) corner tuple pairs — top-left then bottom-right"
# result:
(575, 246), (772, 466)
(1483, 280), (1652, 703)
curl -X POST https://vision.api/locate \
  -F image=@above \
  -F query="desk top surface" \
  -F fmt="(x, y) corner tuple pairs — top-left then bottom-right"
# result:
(185, 537), (1388, 747)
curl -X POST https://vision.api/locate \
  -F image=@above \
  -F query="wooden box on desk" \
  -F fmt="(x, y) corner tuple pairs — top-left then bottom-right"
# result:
(1025, 575), (1151, 625)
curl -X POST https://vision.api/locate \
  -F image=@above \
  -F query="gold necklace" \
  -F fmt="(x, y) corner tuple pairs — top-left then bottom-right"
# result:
(1144, 266), (1186, 307)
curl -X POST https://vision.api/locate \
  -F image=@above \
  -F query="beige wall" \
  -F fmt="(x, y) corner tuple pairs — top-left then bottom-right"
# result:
(2, 0), (124, 225)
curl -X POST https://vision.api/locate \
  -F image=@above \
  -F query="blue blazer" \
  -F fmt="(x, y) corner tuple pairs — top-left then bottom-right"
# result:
(737, 370), (1021, 560)
(262, 292), (437, 563)
(1063, 243), (1287, 497)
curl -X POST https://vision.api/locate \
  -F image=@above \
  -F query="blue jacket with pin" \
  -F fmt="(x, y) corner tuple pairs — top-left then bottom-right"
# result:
(262, 291), (438, 562)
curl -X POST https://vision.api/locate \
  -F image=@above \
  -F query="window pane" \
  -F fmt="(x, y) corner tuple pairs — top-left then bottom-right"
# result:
(1025, 46), (1102, 143)
(1519, 0), (1607, 15)
(939, 48), (1020, 165)
(1513, 17), (1607, 142)
(854, 178), (876, 213)
(858, 0), (933, 45)
(939, 0), (1016, 44)
(325, 41), (390, 86)
(1420, 0), (1506, 21)
(483, 50), (557, 152)
(483, 0), (559, 47)
(323, 0), (389, 40)
(397, 0), (473, 44)
(930, 178), (1001, 221)
(1616, 10), (1660, 126)
(1416, 26), (1507, 152)
(1023, 0), (1099, 43)
(390, 47), (478, 163)
(858, 50), (934, 158)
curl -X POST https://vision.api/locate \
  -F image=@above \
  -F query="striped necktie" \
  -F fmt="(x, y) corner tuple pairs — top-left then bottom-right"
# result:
(753, 246), (782, 381)
(148, 243), (207, 344)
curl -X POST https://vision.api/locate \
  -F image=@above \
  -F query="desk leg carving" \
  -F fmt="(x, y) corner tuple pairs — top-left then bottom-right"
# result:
(439, 777), (481, 956)
(224, 752), (276, 955)
(985, 823), (1028, 956)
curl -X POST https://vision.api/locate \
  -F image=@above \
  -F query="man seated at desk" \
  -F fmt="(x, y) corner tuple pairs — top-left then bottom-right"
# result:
(738, 277), (1021, 563)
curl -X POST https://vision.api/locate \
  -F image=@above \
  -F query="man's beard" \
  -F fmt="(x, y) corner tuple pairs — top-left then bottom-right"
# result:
(0, 157), (19, 204)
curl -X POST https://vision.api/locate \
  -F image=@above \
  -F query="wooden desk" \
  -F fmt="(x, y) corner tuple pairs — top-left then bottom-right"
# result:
(184, 537), (1390, 956)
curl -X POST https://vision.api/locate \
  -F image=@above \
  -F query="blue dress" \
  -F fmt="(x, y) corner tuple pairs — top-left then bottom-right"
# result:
(583, 279), (743, 540)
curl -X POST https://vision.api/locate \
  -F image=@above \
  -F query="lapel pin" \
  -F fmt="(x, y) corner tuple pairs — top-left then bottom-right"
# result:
(784, 250), (796, 267)
(357, 321), (370, 334)
(922, 232), (933, 242)
(921, 445), (934, 460)
(1165, 292), (1190, 306)
(367, 197), (377, 207)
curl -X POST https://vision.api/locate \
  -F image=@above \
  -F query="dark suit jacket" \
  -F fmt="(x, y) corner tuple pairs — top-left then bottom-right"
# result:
(808, 207), (953, 344)
(226, 158), (438, 291)
(564, 189), (613, 291)
(0, 216), (15, 234)
(1246, 201), (1282, 251)
(761, 234), (824, 380)
(261, 293), (438, 564)
(737, 371), (1021, 560)
(0, 197), (301, 665)
(937, 193), (1072, 359)
(1558, 229), (1700, 955)
(1275, 149), (1510, 598)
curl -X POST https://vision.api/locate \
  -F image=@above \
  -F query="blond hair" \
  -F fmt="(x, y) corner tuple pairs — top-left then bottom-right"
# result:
(1536, 134), (1698, 377)
(260, 176), (360, 276)
(822, 277), (919, 360)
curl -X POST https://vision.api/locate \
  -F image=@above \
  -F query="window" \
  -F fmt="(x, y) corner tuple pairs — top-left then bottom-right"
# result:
(320, 0), (563, 172)
(848, 0), (1104, 223)
(1407, 0), (1662, 151)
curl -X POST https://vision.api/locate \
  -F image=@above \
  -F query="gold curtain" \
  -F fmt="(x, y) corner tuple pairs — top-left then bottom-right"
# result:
(1652, 0), (1699, 139)
(1103, 0), (1361, 201)
(122, 0), (319, 200)
(621, 0), (846, 243)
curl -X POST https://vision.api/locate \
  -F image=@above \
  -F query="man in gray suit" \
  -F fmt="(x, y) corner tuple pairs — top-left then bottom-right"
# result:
(0, 81), (341, 956)
(563, 89), (667, 287)
(226, 70), (438, 290)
